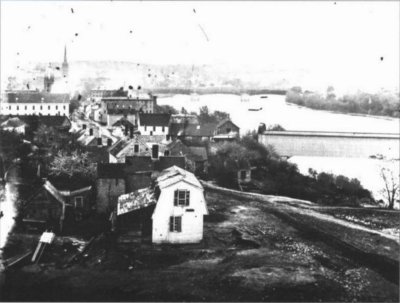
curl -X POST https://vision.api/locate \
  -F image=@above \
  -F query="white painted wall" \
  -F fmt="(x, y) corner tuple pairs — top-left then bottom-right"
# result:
(152, 181), (207, 244)
(1, 103), (69, 116)
(139, 125), (169, 136)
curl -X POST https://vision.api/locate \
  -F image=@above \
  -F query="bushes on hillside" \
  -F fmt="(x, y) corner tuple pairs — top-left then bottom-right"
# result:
(208, 135), (373, 206)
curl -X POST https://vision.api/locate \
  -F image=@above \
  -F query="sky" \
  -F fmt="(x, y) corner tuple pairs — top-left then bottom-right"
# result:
(1, 1), (399, 92)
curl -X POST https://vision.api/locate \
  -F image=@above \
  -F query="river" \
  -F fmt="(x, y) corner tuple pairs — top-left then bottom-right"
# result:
(158, 94), (400, 202)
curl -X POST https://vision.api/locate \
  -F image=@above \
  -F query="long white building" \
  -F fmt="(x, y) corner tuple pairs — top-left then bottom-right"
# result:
(0, 91), (70, 116)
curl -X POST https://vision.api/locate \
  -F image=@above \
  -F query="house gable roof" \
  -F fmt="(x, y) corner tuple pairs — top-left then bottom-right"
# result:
(4, 92), (70, 104)
(139, 113), (171, 127)
(156, 165), (202, 190)
(216, 119), (240, 130)
(112, 118), (134, 128)
(155, 156), (186, 171)
(43, 180), (66, 205)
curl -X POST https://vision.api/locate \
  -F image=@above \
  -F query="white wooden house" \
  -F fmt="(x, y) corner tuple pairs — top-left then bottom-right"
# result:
(116, 166), (208, 244)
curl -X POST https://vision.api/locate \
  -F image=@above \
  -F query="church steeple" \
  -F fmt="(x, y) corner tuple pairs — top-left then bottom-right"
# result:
(62, 45), (69, 78)
(63, 45), (67, 64)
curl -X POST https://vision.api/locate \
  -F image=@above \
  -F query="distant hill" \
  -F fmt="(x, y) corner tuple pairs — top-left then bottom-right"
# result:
(2, 60), (308, 94)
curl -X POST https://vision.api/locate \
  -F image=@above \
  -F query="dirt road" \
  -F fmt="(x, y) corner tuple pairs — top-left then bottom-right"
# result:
(1, 188), (398, 302)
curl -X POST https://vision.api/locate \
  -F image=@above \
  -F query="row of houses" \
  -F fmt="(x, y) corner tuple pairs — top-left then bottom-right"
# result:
(5, 156), (207, 244)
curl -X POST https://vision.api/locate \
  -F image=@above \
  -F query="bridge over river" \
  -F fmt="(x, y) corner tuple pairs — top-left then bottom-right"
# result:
(258, 131), (400, 158)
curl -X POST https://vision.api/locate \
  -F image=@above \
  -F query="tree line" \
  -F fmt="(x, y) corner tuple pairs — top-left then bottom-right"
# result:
(286, 86), (400, 118)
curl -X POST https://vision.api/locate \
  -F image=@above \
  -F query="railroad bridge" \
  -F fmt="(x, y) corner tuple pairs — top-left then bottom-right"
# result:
(258, 131), (400, 158)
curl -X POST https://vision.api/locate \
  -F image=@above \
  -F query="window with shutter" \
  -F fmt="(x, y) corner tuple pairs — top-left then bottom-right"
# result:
(174, 190), (178, 206)
(170, 216), (182, 232)
(174, 190), (190, 206)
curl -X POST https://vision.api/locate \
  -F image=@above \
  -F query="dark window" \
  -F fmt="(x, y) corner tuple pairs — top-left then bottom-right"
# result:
(89, 129), (93, 136)
(134, 144), (139, 153)
(74, 196), (84, 208)
(56, 105), (58, 110)
(240, 170), (247, 180)
(164, 150), (170, 156)
(144, 126), (147, 131)
(169, 216), (182, 232)
(40, 105), (43, 110)
(152, 144), (159, 158)
(107, 139), (112, 146)
(17, 106), (19, 110)
(63, 105), (66, 110)
(226, 127), (231, 133)
(97, 138), (102, 146)
(48, 105), (51, 110)
(162, 126), (165, 132)
(32, 105), (35, 110)
(174, 190), (190, 206)
(25, 106), (27, 110)
(150, 131), (153, 136)
(153, 126), (156, 131)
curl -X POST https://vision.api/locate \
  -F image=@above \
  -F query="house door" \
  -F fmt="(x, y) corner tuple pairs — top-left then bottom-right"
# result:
(152, 144), (159, 159)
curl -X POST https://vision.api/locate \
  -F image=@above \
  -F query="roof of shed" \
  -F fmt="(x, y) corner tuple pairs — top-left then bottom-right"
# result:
(117, 187), (156, 215)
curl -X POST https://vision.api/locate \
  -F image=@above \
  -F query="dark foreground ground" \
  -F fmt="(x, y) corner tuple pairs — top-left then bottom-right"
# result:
(1, 189), (399, 302)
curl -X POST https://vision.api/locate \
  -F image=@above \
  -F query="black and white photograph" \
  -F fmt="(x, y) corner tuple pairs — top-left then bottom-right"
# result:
(0, 1), (399, 302)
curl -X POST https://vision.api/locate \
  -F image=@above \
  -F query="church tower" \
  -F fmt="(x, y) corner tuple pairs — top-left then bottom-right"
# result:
(62, 45), (69, 79)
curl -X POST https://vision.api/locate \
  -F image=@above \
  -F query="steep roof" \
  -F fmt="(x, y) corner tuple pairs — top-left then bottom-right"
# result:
(117, 187), (156, 216)
(139, 113), (171, 127)
(43, 180), (66, 205)
(216, 118), (240, 130)
(188, 146), (208, 161)
(155, 156), (186, 171)
(108, 139), (129, 157)
(166, 140), (207, 162)
(4, 92), (70, 104)
(156, 165), (202, 189)
(112, 118), (135, 128)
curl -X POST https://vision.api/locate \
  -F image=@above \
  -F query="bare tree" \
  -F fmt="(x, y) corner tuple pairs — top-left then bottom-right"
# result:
(380, 166), (399, 209)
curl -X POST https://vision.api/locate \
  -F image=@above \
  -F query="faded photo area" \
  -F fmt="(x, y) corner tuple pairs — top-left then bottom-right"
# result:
(0, 1), (399, 302)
